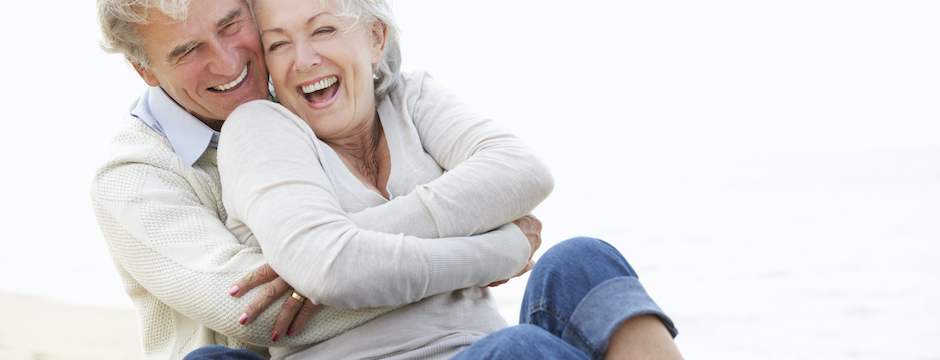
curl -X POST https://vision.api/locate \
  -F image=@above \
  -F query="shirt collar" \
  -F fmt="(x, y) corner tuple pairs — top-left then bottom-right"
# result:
(130, 86), (220, 165)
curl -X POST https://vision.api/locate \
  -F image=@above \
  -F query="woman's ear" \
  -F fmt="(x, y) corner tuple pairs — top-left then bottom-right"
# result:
(131, 58), (161, 87)
(371, 21), (387, 64)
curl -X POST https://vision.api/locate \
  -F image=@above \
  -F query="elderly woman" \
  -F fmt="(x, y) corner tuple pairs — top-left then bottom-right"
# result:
(198, 0), (682, 359)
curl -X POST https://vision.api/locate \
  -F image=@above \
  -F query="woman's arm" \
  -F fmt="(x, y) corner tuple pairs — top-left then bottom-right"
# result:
(349, 71), (554, 238)
(219, 101), (531, 309)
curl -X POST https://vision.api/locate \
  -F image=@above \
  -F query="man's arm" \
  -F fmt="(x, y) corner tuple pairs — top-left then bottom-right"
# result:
(91, 129), (367, 347)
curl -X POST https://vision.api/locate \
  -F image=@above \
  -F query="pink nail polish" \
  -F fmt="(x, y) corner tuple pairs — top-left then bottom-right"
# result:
(271, 331), (280, 342)
(228, 285), (240, 296)
(238, 313), (248, 325)
(286, 328), (294, 336)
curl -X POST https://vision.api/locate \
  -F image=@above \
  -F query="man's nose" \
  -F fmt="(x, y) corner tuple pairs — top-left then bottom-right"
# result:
(208, 38), (241, 75)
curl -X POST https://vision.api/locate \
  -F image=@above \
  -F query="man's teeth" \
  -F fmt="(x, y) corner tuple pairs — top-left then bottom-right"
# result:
(302, 76), (338, 94)
(212, 66), (248, 91)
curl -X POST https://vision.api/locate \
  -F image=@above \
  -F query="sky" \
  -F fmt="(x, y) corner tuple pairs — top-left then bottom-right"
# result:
(1, 1), (938, 359)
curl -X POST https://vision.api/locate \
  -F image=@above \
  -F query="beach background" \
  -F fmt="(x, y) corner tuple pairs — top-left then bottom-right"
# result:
(1, 0), (938, 359)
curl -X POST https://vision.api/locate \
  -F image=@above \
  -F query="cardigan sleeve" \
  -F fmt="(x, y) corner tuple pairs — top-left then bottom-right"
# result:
(349, 71), (554, 238)
(90, 153), (251, 348)
(219, 101), (532, 309)
(90, 124), (387, 348)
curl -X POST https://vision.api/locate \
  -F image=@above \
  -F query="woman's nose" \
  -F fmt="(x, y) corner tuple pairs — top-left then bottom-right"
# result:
(294, 42), (321, 72)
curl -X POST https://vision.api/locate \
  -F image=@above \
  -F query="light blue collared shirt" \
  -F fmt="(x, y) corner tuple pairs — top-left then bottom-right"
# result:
(130, 86), (221, 165)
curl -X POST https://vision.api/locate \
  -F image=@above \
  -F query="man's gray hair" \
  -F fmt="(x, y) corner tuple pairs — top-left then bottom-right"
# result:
(97, 0), (195, 67)
(247, 0), (402, 102)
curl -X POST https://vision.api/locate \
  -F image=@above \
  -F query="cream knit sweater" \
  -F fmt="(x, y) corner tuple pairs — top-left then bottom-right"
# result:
(219, 71), (554, 359)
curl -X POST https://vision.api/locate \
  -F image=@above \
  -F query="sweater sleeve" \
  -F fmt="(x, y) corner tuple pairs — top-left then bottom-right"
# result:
(91, 120), (409, 349)
(91, 142), (311, 348)
(352, 71), (554, 238)
(219, 101), (531, 309)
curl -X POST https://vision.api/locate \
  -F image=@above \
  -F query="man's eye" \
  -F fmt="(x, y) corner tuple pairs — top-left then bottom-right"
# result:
(222, 22), (238, 35)
(180, 46), (197, 59)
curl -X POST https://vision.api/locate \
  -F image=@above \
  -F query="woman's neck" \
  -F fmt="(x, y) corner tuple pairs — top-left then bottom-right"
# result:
(327, 115), (390, 199)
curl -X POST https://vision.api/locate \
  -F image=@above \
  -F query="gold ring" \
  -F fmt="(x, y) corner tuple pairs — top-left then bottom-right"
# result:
(291, 291), (305, 303)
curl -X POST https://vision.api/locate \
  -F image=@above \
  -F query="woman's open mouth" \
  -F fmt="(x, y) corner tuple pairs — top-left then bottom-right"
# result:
(301, 76), (340, 104)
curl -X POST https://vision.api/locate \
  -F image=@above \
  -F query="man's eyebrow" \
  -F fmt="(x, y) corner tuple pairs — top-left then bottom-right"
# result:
(164, 9), (243, 63)
(167, 41), (197, 63)
(218, 8), (242, 27)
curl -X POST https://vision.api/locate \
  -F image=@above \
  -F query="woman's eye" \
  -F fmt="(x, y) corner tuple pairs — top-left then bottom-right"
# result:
(267, 42), (287, 52)
(314, 27), (335, 36)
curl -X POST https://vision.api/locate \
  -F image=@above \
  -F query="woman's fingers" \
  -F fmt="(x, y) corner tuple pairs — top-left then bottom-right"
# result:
(286, 299), (321, 338)
(271, 291), (320, 341)
(237, 276), (291, 325)
(229, 263), (280, 298)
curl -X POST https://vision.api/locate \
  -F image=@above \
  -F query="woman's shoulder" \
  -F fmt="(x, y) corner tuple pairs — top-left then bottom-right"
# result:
(228, 99), (295, 122)
(388, 69), (457, 111)
(224, 100), (308, 133)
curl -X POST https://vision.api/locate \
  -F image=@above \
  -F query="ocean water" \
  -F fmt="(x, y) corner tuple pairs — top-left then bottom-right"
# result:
(2, 1), (939, 359)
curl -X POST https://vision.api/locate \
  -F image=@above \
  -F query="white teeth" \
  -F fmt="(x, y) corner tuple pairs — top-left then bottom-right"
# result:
(212, 66), (248, 91)
(301, 76), (338, 94)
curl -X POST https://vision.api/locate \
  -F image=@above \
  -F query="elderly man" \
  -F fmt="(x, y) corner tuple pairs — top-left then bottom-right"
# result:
(91, 0), (316, 358)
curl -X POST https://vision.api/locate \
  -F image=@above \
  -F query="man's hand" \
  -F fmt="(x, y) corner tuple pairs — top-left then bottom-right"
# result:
(487, 214), (542, 287)
(228, 264), (320, 341)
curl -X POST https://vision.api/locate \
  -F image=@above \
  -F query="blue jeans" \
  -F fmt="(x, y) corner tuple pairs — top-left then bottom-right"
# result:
(185, 237), (677, 360)
(451, 237), (677, 360)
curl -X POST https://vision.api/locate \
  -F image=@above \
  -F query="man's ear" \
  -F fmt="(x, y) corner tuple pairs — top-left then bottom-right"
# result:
(371, 21), (387, 64)
(131, 58), (161, 87)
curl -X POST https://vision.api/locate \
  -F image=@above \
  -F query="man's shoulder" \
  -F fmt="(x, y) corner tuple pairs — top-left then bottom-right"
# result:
(101, 113), (177, 165)
(91, 113), (189, 193)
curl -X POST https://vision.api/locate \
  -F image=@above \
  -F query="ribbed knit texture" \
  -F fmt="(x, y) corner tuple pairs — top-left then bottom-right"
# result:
(219, 71), (553, 359)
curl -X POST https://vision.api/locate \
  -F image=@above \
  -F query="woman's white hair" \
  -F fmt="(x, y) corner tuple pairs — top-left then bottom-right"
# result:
(97, 0), (198, 67)
(247, 0), (402, 101)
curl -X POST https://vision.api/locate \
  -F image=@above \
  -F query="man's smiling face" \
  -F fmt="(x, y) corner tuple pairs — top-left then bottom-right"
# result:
(133, 0), (269, 130)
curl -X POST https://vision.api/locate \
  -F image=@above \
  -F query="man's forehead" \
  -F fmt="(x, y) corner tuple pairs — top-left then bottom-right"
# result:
(140, 0), (249, 62)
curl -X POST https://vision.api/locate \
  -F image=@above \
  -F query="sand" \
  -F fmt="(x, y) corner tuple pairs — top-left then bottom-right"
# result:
(0, 292), (144, 360)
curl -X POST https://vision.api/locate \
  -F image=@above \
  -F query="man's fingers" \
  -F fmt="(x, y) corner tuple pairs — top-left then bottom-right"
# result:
(512, 214), (542, 258)
(238, 277), (290, 325)
(229, 264), (279, 298)
(485, 258), (535, 287)
(286, 300), (321, 337)
(515, 259), (535, 278)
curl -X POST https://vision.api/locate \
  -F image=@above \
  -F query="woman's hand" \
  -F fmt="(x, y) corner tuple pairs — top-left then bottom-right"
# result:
(487, 214), (542, 287)
(228, 264), (320, 341)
